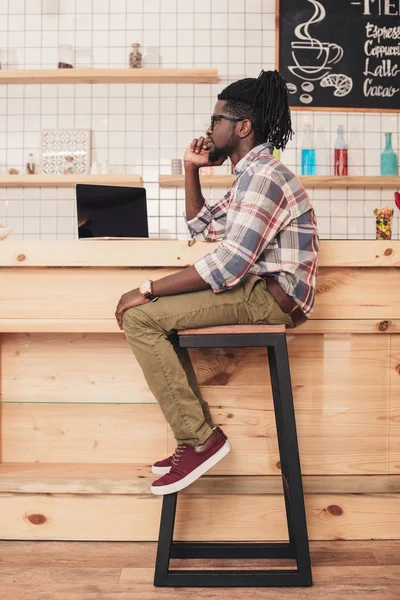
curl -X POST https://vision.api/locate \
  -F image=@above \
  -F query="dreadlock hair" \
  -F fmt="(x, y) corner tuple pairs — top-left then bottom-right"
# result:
(217, 70), (294, 150)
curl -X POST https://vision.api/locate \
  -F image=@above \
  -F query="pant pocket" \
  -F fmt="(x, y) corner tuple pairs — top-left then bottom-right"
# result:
(245, 275), (294, 327)
(242, 274), (265, 303)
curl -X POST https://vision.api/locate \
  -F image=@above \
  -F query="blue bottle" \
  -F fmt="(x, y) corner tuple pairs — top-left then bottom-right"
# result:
(380, 132), (398, 176)
(301, 125), (316, 176)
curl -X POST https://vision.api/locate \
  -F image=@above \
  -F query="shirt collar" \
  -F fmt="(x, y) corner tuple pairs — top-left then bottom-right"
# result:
(234, 142), (273, 176)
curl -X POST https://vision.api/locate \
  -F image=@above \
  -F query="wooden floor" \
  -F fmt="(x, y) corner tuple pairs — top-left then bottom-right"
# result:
(0, 540), (399, 599)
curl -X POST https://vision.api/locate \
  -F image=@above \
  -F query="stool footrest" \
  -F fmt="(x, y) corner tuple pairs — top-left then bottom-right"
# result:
(170, 541), (296, 559)
(155, 570), (312, 588)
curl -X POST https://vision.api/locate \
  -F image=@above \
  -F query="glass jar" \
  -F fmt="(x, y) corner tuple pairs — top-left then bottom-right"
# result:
(374, 206), (394, 240)
(62, 155), (75, 175)
(129, 43), (142, 69)
(58, 44), (74, 69)
(171, 158), (182, 175)
(143, 46), (161, 67)
(26, 153), (36, 175)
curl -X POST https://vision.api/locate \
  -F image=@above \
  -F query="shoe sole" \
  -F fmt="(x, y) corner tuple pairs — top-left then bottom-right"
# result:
(151, 465), (171, 475)
(151, 439), (231, 495)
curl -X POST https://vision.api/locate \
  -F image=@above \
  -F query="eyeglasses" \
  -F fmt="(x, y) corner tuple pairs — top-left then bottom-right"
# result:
(210, 113), (243, 132)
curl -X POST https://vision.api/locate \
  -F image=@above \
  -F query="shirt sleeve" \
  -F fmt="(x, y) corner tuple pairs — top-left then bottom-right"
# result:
(193, 171), (292, 292)
(184, 189), (231, 241)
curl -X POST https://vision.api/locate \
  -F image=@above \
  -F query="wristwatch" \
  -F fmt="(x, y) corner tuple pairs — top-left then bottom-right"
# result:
(139, 280), (159, 302)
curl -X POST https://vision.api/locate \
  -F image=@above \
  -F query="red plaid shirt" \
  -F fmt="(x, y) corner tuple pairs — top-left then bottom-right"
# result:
(186, 143), (319, 316)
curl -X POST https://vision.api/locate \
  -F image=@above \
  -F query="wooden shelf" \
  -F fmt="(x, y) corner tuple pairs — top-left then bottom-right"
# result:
(0, 174), (143, 187)
(300, 176), (400, 188)
(5, 174), (398, 189)
(159, 175), (400, 189)
(0, 68), (219, 85)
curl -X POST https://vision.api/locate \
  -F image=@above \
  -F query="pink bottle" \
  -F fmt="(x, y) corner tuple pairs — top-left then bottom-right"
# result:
(334, 125), (348, 176)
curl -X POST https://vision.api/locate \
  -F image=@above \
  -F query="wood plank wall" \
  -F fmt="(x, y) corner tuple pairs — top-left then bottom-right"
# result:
(1, 261), (400, 541)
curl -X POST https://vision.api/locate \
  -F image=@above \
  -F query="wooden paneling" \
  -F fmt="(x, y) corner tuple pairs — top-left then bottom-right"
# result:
(2, 463), (400, 494)
(1, 333), (153, 404)
(0, 268), (175, 320)
(0, 335), (2, 464)
(2, 267), (400, 323)
(1, 333), (393, 475)
(312, 268), (400, 319)
(1, 493), (399, 541)
(1, 240), (399, 268)
(1, 247), (400, 541)
(390, 336), (400, 474)
(1, 403), (167, 464)
(1, 318), (400, 334)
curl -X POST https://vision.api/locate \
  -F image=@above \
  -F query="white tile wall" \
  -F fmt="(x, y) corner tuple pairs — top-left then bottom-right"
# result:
(0, 0), (399, 240)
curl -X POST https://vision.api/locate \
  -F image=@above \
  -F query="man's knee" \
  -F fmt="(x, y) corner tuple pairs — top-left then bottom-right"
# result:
(122, 306), (148, 333)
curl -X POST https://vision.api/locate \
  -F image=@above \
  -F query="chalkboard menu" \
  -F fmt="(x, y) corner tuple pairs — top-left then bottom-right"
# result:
(277, 0), (400, 111)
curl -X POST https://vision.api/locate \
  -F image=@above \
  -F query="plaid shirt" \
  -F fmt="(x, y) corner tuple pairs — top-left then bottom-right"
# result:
(185, 142), (319, 316)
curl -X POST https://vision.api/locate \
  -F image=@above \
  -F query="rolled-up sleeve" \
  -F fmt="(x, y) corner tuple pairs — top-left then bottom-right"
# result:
(194, 172), (292, 292)
(185, 203), (214, 238)
(184, 189), (231, 241)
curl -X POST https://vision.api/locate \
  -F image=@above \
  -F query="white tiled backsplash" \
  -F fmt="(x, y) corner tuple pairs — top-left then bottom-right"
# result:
(0, 0), (399, 240)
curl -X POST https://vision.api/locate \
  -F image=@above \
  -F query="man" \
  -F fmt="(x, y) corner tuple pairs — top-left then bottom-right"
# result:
(116, 70), (319, 496)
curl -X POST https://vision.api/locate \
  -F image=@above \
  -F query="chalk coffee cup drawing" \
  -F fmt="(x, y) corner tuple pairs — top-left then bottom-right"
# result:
(289, 41), (343, 80)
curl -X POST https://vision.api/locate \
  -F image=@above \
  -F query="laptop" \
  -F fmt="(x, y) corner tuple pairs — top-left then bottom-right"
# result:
(76, 184), (149, 239)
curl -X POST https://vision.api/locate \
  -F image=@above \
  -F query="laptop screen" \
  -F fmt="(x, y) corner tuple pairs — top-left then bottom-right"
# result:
(76, 184), (149, 239)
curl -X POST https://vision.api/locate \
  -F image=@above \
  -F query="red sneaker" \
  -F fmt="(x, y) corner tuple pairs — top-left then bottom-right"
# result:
(151, 426), (227, 475)
(151, 428), (230, 495)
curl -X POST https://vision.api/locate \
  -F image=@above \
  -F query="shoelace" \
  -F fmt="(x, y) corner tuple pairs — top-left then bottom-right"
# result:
(171, 444), (188, 467)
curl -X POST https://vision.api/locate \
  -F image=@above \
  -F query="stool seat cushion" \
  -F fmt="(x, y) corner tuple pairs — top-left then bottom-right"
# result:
(178, 324), (286, 336)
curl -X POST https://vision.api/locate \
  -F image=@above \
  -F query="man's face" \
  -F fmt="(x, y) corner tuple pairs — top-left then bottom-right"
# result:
(206, 100), (240, 162)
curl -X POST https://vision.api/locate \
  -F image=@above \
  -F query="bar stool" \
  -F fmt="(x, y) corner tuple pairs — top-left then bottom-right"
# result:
(154, 324), (312, 588)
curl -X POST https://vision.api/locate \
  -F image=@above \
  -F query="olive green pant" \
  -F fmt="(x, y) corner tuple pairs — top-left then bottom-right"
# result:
(122, 274), (294, 446)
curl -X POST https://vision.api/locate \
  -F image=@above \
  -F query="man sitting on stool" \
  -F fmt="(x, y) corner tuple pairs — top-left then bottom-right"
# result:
(115, 70), (319, 496)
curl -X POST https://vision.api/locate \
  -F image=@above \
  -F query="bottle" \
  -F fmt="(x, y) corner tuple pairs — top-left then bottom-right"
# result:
(334, 125), (348, 176)
(301, 125), (316, 176)
(26, 152), (36, 175)
(129, 43), (142, 69)
(380, 132), (398, 176)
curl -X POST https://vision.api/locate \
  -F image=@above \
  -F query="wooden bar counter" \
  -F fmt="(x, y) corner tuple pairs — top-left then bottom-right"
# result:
(1, 239), (400, 542)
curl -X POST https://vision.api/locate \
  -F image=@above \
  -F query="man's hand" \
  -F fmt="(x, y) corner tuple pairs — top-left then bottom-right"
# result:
(184, 137), (227, 169)
(115, 289), (149, 330)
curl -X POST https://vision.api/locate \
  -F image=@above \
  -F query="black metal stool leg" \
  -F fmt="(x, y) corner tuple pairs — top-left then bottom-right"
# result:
(153, 493), (178, 586)
(269, 334), (312, 582)
(267, 343), (296, 547)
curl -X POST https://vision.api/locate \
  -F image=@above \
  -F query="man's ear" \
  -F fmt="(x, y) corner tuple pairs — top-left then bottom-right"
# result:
(237, 119), (253, 139)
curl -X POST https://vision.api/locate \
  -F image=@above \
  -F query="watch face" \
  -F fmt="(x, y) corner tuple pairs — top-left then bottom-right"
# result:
(140, 280), (151, 296)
